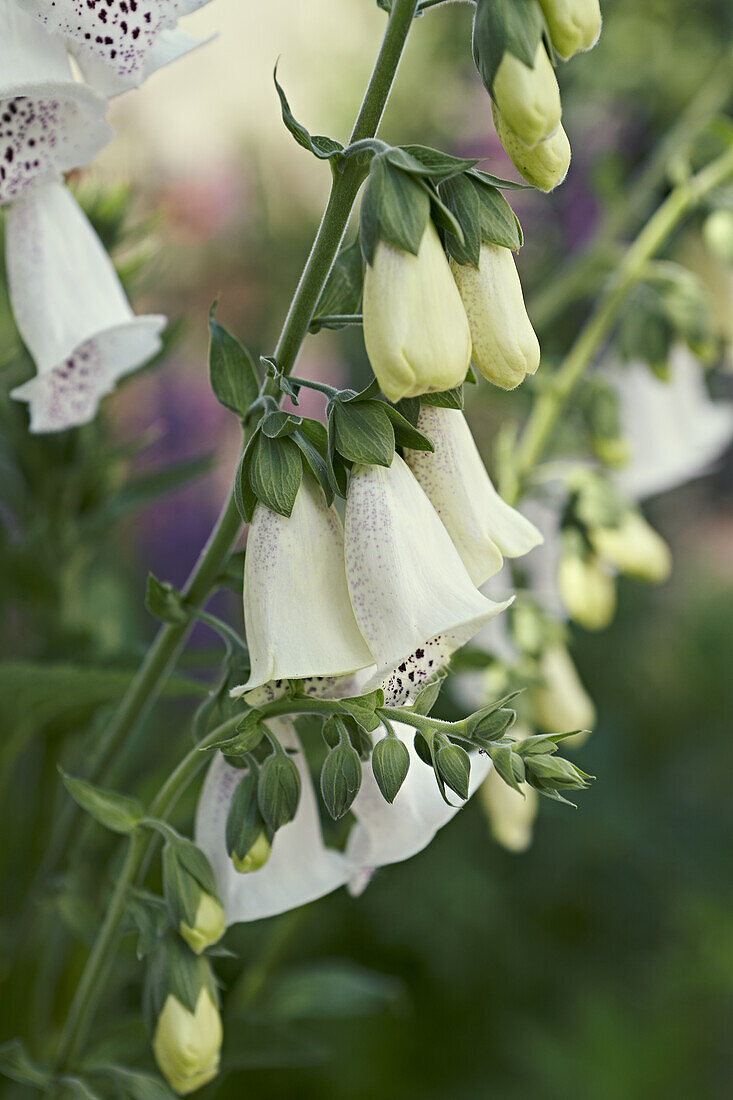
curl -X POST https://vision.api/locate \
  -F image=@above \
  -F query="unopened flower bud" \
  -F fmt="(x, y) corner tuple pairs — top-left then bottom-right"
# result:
(539, 0), (602, 59)
(492, 43), (561, 147)
(592, 433), (630, 469)
(179, 892), (226, 956)
(479, 723), (537, 852)
(232, 829), (271, 874)
(702, 209), (733, 266)
(363, 219), (471, 403)
(226, 771), (273, 873)
(492, 103), (571, 192)
(153, 988), (222, 1095)
(590, 512), (672, 583)
(558, 550), (616, 631)
(532, 644), (595, 738)
(162, 839), (225, 955)
(450, 243), (540, 390)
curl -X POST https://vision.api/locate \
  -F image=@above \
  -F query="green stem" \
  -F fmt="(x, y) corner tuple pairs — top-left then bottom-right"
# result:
(508, 143), (733, 503)
(53, 0), (420, 1076)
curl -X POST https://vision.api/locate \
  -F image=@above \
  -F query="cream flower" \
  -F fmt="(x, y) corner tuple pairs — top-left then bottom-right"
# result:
(363, 220), (472, 403)
(404, 406), (543, 586)
(345, 454), (512, 703)
(531, 644), (595, 735)
(539, 0), (602, 59)
(590, 512), (672, 583)
(231, 476), (373, 697)
(492, 103), (571, 192)
(558, 550), (616, 631)
(491, 43), (561, 148)
(451, 243), (540, 390)
(153, 988), (222, 1096)
(479, 724), (538, 852)
(7, 180), (166, 432)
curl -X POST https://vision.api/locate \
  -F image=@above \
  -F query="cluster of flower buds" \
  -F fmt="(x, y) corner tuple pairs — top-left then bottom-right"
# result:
(0, 1), (214, 431)
(472, 0), (602, 190)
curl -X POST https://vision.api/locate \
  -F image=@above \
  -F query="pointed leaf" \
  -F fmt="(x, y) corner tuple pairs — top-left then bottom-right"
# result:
(59, 770), (144, 834)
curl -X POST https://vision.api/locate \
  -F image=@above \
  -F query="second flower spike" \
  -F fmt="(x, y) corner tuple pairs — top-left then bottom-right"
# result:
(233, 475), (373, 696)
(404, 406), (543, 587)
(345, 454), (512, 704)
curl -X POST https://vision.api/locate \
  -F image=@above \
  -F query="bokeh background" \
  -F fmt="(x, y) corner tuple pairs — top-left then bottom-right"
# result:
(2, 1), (733, 1097)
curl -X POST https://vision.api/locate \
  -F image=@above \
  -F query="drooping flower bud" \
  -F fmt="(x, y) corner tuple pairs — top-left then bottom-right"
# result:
(539, 0), (602, 59)
(225, 770), (272, 873)
(492, 103), (571, 192)
(146, 937), (222, 1096)
(162, 837), (225, 955)
(404, 406), (542, 586)
(558, 545), (616, 631)
(362, 219), (472, 403)
(590, 512), (672, 583)
(450, 243), (540, 390)
(491, 43), (561, 148)
(531, 644), (595, 736)
(702, 209), (733, 265)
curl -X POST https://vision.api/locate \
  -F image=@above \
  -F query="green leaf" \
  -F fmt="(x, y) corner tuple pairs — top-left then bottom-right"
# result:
(331, 400), (395, 466)
(421, 385), (465, 410)
(390, 145), (479, 183)
(474, 179), (523, 250)
(311, 238), (364, 332)
(128, 893), (169, 960)
(381, 402), (434, 451)
(98, 1066), (176, 1100)
(338, 688), (384, 733)
(360, 158), (431, 264)
(320, 741), (362, 819)
(371, 736), (410, 803)
(261, 960), (403, 1020)
(409, 674), (446, 716)
(260, 410), (302, 439)
(248, 433), (303, 517)
(145, 573), (188, 625)
(59, 770), (144, 834)
(291, 420), (334, 506)
(0, 1038), (51, 1089)
(206, 712), (266, 756)
(258, 752), (301, 830)
(208, 304), (260, 417)
(472, 0), (545, 94)
(439, 174), (483, 266)
(226, 772), (267, 865)
(234, 431), (259, 522)
(162, 837), (218, 927)
(274, 68), (344, 162)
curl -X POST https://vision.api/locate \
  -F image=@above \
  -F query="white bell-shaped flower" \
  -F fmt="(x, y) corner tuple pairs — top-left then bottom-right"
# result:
(0, 5), (112, 205)
(345, 454), (512, 703)
(404, 406), (543, 587)
(195, 721), (353, 924)
(233, 475), (373, 696)
(17, 0), (212, 96)
(345, 721), (490, 895)
(7, 179), (166, 432)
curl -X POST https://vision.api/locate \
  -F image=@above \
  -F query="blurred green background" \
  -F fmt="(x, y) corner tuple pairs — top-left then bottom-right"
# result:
(1, 1), (733, 1097)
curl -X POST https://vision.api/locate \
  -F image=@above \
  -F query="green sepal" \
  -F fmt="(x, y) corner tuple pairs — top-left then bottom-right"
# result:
(421, 385), (465, 410)
(257, 750), (301, 830)
(143, 933), (219, 1029)
(234, 430), (259, 522)
(409, 674), (446, 716)
(127, 889), (169, 961)
(162, 834), (220, 928)
(489, 743), (525, 793)
(208, 303), (260, 418)
(371, 735), (410, 803)
(441, 172), (522, 265)
(331, 400), (395, 466)
(472, 0), (545, 96)
(337, 688), (385, 732)
(225, 771), (269, 864)
(248, 432), (303, 518)
(59, 769), (144, 835)
(145, 573), (189, 625)
(387, 144), (479, 183)
(435, 741), (471, 800)
(380, 401), (434, 450)
(260, 410), (302, 439)
(274, 67), (344, 163)
(291, 420), (334, 506)
(360, 157), (431, 264)
(320, 738), (362, 820)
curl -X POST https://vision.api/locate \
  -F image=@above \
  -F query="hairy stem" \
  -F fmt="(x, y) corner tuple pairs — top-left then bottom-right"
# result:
(508, 142), (733, 504)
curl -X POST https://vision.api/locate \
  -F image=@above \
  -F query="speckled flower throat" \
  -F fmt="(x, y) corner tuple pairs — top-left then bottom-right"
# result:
(0, 97), (61, 203)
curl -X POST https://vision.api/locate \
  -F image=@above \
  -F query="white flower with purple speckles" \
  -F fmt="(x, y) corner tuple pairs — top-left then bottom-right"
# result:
(231, 476), (374, 698)
(344, 453), (513, 705)
(404, 406), (543, 587)
(7, 179), (166, 432)
(195, 719), (490, 923)
(17, 0), (213, 96)
(0, 4), (112, 205)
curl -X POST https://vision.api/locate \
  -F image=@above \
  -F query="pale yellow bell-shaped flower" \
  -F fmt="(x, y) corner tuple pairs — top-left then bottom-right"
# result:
(492, 43), (561, 147)
(492, 103), (571, 192)
(590, 512), (672, 583)
(404, 406), (542, 586)
(531, 644), (595, 741)
(232, 476), (373, 696)
(153, 989), (222, 1096)
(363, 219), (472, 403)
(539, 0), (602, 59)
(345, 453), (512, 703)
(479, 723), (538, 852)
(179, 892), (226, 956)
(558, 551), (616, 631)
(450, 243), (540, 390)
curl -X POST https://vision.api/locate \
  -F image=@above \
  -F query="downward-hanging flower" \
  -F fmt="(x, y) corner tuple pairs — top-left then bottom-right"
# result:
(17, 0), (212, 96)
(590, 511), (672, 584)
(492, 105), (571, 192)
(479, 723), (538, 852)
(491, 43), (561, 148)
(0, 4), (112, 206)
(344, 454), (512, 704)
(7, 180), (166, 432)
(450, 242), (541, 390)
(558, 542), (616, 631)
(538, 0), (603, 60)
(231, 476), (373, 698)
(404, 406), (543, 587)
(531, 644), (595, 736)
(362, 219), (472, 403)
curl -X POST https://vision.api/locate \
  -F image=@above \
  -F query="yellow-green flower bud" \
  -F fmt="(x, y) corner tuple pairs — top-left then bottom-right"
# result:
(539, 0), (602, 59)
(492, 103), (571, 192)
(179, 892), (226, 956)
(558, 552), (616, 631)
(592, 433), (630, 469)
(363, 219), (472, 403)
(492, 43), (561, 148)
(702, 209), (733, 266)
(532, 644), (595, 738)
(232, 829), (271, 873)
(450, 242), (540, 390)
(153, 988), (222, 1096)
(479, 724), (537, 852)
(590, 512), (672, 583)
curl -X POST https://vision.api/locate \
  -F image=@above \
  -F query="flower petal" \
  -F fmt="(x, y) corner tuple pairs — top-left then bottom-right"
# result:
(195, 721), (351, 924)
